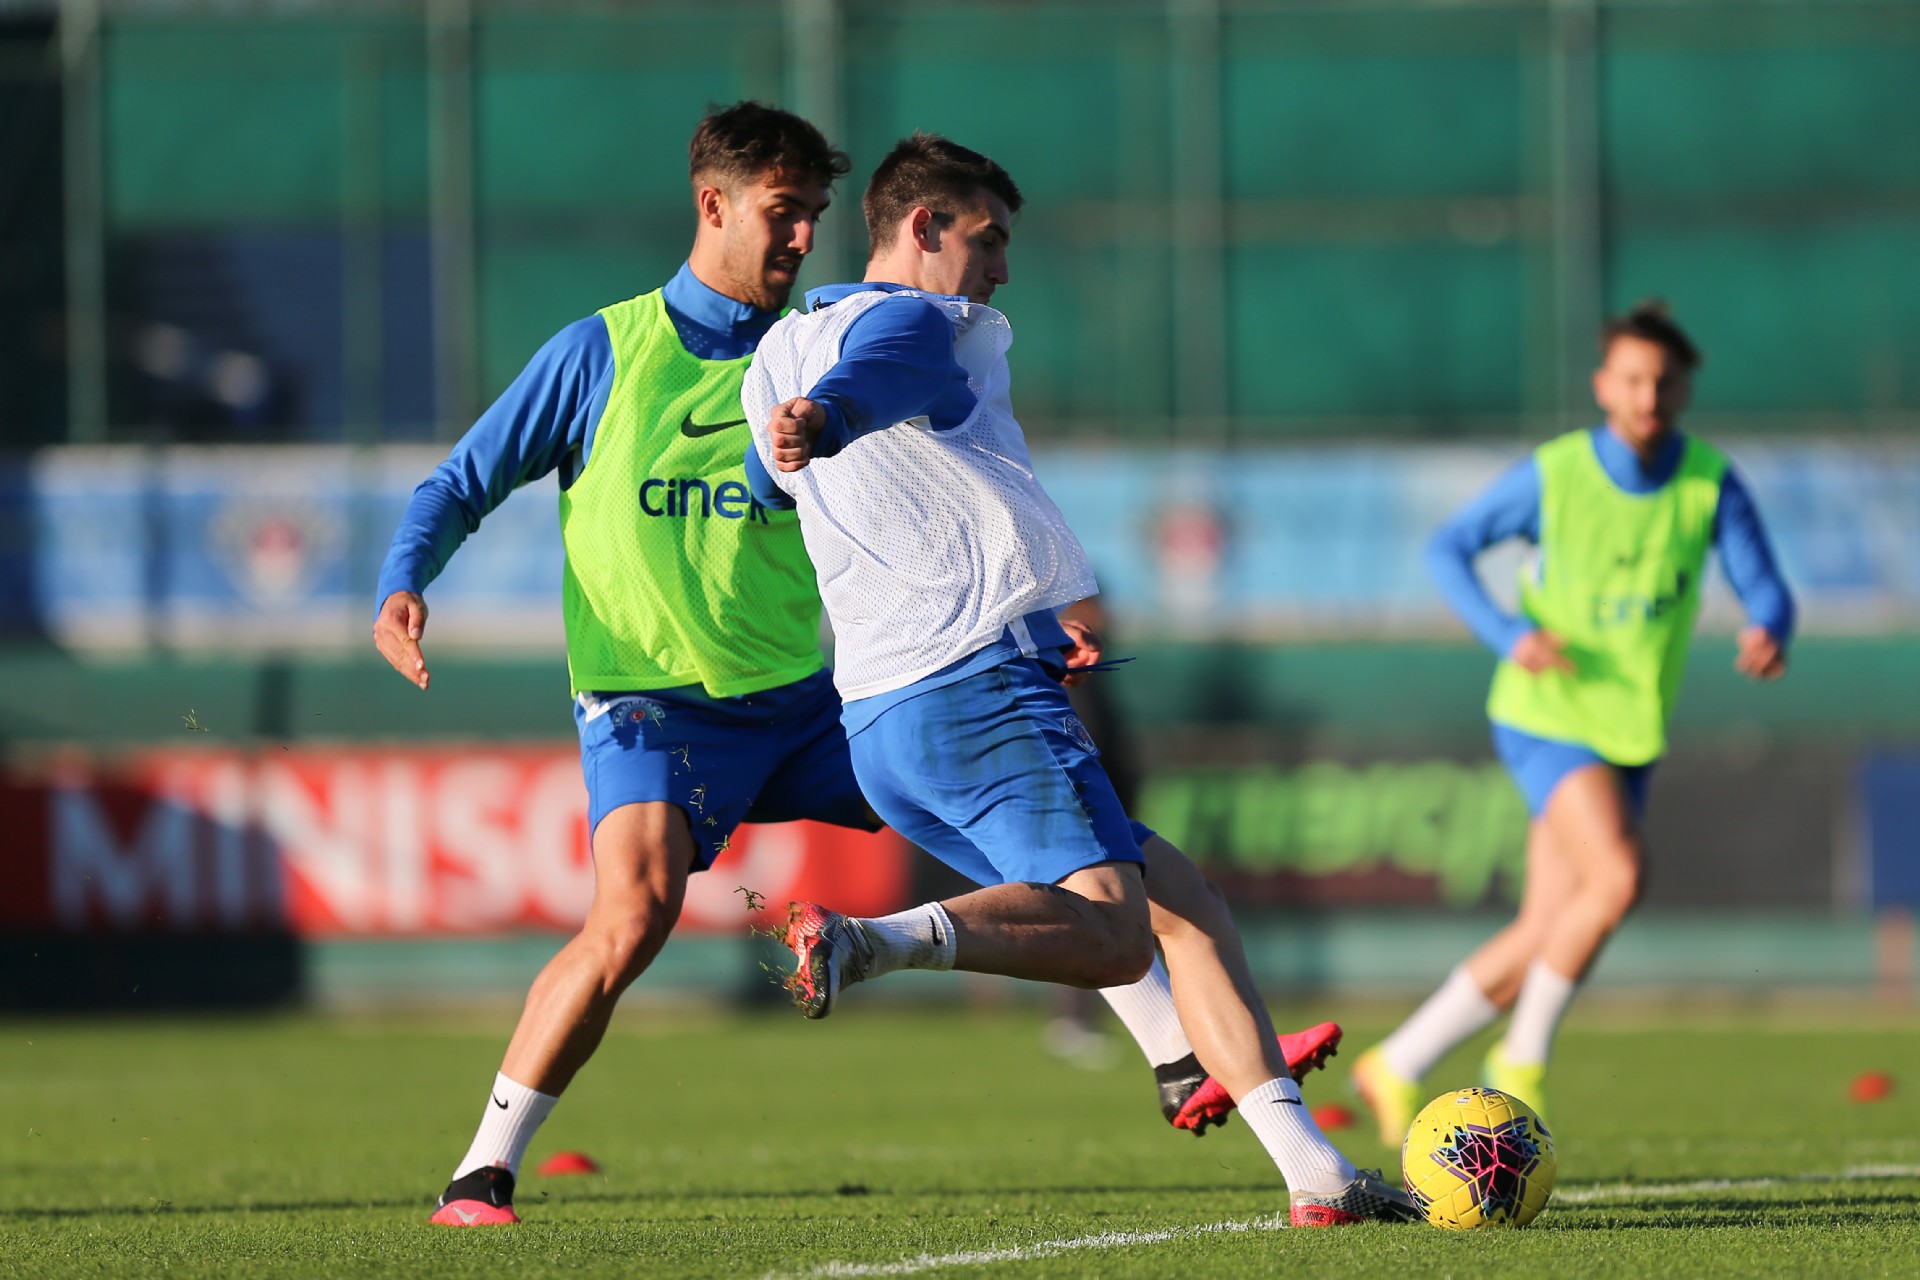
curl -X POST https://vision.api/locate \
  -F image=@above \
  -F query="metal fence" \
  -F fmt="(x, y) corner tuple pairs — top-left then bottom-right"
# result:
(13, 0), (1920, 445)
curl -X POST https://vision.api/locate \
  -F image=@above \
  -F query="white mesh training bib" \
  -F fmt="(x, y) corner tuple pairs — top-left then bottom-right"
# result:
(743, 289), (1097, 700)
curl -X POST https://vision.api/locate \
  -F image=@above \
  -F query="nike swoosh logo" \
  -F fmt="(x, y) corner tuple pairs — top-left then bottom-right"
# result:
(454, 1208), (481, 1224)
(492, 1094), (509, 1110)
(1272, 1097), (1303, 1105)
(681, 413), (747, 438)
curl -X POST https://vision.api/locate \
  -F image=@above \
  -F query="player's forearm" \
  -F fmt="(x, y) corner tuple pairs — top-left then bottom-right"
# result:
(1736, 575), (1795, 645)
(373, 475), (476, 610)
(802, 368), (949, 457)
(371, 423), (546, 613)
(1714, 470), (1796, 643)
(1427, 459), (1543, 654)
(801, 299), (975, 458)
(372, 318), (608, 615)
(1426, 530), (1530, 656)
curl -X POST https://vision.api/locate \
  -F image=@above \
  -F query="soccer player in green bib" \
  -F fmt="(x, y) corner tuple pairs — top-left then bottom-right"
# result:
(374, 103), (869, 1225)
(1352, 303), (1795, 1142)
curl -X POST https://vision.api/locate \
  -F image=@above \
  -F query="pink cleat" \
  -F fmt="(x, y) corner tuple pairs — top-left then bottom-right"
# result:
(1164, 1022), (1344, 1135)
(783, 901), (876, 1019)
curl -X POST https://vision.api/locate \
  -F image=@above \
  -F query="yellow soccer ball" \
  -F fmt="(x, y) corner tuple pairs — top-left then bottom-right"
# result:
(1401, 1087), (1555, 1229)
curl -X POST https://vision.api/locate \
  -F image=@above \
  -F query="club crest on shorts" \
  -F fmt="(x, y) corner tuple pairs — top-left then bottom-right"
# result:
(607, 696), (665, 727)
(1060, 713), (1099, 755)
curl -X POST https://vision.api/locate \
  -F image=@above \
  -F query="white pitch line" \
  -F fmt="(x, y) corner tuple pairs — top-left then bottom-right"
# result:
(781, 1165), (1920, 1279)
(1555, 1163), (1920, 1204)
(782, 1214), (1289, 1278)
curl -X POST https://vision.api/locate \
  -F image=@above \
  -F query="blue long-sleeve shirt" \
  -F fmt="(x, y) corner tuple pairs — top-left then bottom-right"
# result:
(743, 282), (978, 511)
(1428, 426), (1796, 656)
(374, 262), (781, 608)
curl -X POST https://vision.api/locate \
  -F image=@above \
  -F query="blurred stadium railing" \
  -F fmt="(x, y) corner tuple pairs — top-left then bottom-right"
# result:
(3, 0), (1917, 445)
(0, 1), (1915, 1007)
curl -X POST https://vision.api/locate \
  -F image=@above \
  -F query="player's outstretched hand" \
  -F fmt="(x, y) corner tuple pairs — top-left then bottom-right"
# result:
(1734, 624), (1787, 681)
(374, 590), (431, 691)
(1510, 628), (1575, 676)
(769, 397), (826, 473)
(1059, 616), (1103, 687)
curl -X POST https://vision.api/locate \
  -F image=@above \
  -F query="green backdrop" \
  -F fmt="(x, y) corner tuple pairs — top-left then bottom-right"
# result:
(99, 1), (1920, 438)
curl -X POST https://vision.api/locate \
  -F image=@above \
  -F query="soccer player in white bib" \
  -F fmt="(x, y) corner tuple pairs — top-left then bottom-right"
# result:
(741, 132), (1412, 1227)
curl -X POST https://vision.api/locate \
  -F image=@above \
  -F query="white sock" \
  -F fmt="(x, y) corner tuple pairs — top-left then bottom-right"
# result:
(1098, 955), (1193, 1066)
(856, 903), (957, 979)
(1379, 965), (1500, 1082)
(1237, 1075), (1357, 1195)
(451, 1072), (559, 1182)
(1502, 960), (1577, 1066)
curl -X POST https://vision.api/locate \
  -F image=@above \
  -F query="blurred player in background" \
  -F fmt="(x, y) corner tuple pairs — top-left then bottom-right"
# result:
(1352, 302), (1795, 1141)
(373, 102), (870, 1226)
(744, 132), (1410, 1225)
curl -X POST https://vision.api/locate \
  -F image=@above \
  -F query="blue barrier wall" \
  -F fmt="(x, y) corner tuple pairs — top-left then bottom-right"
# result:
(16, 443), (1919, 651)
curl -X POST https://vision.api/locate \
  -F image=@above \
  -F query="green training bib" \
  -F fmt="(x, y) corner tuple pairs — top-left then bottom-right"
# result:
(1486, 430), (1726, 765)
(560, 290), (823, 697)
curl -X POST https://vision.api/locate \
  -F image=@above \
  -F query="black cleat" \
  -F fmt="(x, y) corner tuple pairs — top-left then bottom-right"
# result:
(1155, 1053), (1217, 1130)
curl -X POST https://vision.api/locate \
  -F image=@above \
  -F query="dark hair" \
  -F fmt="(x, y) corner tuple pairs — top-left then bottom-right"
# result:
(862, 131), (1024, 254)
(1602, 299), (1701, 370)
(688, 101), (850, 191)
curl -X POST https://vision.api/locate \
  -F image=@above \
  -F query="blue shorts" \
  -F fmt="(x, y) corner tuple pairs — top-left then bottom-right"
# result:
(1491, 722), (1655, 820)
(847, 655), (1150, 887)
(575, 668), (876, 869)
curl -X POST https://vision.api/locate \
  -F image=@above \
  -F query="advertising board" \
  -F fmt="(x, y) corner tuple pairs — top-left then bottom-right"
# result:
(0, 748), (908, 937)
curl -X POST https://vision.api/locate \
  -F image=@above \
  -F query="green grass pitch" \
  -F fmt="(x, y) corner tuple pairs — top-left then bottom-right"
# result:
(3, 1001), (1916, 1277)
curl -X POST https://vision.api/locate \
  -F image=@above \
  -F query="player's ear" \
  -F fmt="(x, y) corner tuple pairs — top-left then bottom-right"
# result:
(695, 183), (728, 230)
(909, 206), (938, 252)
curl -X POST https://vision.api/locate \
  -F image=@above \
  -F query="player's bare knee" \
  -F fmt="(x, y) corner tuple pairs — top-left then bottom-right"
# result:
(1509, 911), (1555, 956)
(1115, 944), (1155, 987)
(1142, 847), (1232, 933)
(1588, 846), (1643, 922)
(1169, 876), (1235, 943)
(582, 923), (634, 986)
(1082, 942), (1152, 989)
(587, 893), (680, 986)
(1193, 875), (1233, 927)
(1605, 867), (1644, 923)
(1097, 911), (1156, 987)
(1062, 892), (1151, 987)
